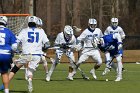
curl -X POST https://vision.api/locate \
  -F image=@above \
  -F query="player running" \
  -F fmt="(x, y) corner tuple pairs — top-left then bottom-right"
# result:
(0, 16), (17, 93)
(73, 18), (103, 80)
(92, 33), (123, 81)
(46, 25), (77, 81)
(36, 17), (49, 77)
(0, 16), (50, 93)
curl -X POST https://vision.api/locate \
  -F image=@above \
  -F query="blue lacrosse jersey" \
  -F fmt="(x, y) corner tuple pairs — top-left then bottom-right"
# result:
(0, 26), (17, 73)
(98, 34), (122, 56)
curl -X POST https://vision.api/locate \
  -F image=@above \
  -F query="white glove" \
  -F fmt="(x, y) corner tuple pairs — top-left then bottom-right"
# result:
(74, 44), (82, 51)
(118, 44), (123, 50)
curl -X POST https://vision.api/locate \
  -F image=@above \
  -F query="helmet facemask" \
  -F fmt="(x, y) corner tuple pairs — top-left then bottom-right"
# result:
(0, 16), (8, 26)
(64, 25), (73, 41)
(89, 24), (97, 30)
(64, 32), (72, 41)
(111, 18), (118, 28)
(88, 18), (97, 30)
(28, 16), (38, 27)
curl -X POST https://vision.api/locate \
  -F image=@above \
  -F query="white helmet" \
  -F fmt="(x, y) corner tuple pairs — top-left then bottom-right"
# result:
(28, 16), (38, 24)
(0, 16), (8, 25)
(64, 25), (73, 40)
(88, 18), (97, 30)
(37, 17), (43, 26)
(111, 18), (118, 27)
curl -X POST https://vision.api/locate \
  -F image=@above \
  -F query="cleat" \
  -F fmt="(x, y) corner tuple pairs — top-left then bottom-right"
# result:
(28, 79), (33, 93)
(90, 69), (97, 79)
(0, 84), (4, 91)
(46, 72), (51, 81)
(46, 76), (50, 82)
(115, 77), (122, 82)
(83, 76), (90, 80)
(102, 68), (110, 76)
(67, 76), (73, 81)
(67, 73), (74, 81)
(122, 68), (126, 72)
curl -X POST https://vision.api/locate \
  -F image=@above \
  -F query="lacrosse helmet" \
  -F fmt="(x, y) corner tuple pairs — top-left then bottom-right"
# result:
(37, 17), (43, 26)
(88, 18), (97, 30)
(64, 25), (73, 41)
(28, 16), (38, 24)
(111, 18), (118, 27)
(28, 16), (38, 27)
(0, 16), (8, 25)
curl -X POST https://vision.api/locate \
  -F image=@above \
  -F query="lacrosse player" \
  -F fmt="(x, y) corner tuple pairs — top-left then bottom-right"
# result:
(0, 16), (17, 93)
(46, 25), (77, 81)
(0, 16), (50, 92)
(92, 33), (123, 81)
(103, 17), (126, 75)
(73, 18), (103, 80)
(36, 17), (49, 76)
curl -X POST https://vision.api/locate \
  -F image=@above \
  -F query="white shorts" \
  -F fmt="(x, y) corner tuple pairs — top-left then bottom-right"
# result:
(14, 54), (32, 64)
(28, 55), (41, 71)
(78, 49), (102, 65)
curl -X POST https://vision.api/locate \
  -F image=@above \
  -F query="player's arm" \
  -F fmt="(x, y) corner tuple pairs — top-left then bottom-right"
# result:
(99, 29), (104, 37)
(9, 30), (18, 51)
(74, 31), (87, 51)
(42, 31), (50, 49)
(113, 33), (123, 50)
(104, 27), (109, 35)
(119, 27), (126, 40)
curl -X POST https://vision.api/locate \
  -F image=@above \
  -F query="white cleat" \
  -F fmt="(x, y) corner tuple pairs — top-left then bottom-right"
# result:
(67, 76), (73, 81)
(46, 76), (50, 81)
(28, 78), (33, 93)
(46, 76), (51, 81)
(90, 69), (97, 80)
(115, 77), (122, 82)
(102, 68), (111, 76)
(67, 73), (74, 81)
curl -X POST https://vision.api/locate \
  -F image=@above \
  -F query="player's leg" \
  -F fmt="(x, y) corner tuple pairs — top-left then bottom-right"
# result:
(90, 50), (102, 79)
(27, 55), (41, 92)
(71, 53), (89, 78)
(0, 56), (28, 90)
(9, 64), (23, 81)
(119, 49), (125, 71)
(102, 52), (112, 75)
(115, 55), (123, 81)
(46, 51), (62, 81)
(0, 55), (12, 93)
(24, 63), (28, 80)
(67, 52), (76, 80)
(1, 73), (9, 93)
(41, 55), (49, 74)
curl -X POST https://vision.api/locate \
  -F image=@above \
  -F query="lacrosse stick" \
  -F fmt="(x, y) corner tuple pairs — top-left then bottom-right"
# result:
(45, 56), (55, 63)
(68, 56), (89, 80)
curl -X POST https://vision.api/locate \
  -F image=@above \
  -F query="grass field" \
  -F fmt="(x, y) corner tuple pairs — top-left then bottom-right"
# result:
(0, 63), (140, 93)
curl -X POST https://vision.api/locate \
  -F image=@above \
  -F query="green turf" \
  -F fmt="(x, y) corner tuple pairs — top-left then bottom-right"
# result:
(0, 63), (140, 93)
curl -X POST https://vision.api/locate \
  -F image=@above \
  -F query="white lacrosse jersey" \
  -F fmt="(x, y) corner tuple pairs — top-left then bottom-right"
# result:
(55, 32), (76, 47)
(104, 26), (125, 39)
(77, 27), (103, 49)
(17, 27), (49, 54)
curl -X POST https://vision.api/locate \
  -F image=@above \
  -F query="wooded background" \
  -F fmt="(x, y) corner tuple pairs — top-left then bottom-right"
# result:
(0, 0), (140, 49)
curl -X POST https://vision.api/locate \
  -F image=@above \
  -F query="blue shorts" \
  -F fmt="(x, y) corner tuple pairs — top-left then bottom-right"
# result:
(0, 54), (13, 74)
